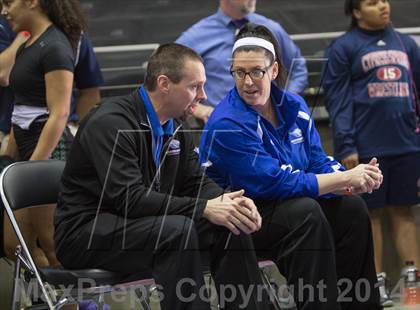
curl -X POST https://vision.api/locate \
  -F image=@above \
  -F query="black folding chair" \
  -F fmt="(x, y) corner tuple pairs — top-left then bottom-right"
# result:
(0, 160), (154, 310)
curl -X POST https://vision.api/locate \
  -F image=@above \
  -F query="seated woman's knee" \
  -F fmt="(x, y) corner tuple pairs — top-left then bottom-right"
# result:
(342, 195), (370, 221)
(283, 197), (326, 227)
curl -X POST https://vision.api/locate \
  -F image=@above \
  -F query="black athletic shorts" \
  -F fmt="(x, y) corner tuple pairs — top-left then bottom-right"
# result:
(360, 152), (420, 209)
(13, 116), (73, 161)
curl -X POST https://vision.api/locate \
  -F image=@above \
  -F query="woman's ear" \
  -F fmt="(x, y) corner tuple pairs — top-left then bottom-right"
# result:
(271, 61), (279, 80)
(25, 0), (38, 9)
(353, 8), (362, 21)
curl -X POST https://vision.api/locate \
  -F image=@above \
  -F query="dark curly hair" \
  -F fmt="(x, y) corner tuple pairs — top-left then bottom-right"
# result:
(39, 0), (87, 51)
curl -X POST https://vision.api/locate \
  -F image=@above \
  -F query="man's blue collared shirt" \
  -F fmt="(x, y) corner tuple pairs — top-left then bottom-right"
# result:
(139, 86), (174, 167)
(176, 8), (308, 106)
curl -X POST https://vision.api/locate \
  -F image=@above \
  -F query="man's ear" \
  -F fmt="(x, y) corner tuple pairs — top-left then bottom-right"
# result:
(156, 75), (170, 94)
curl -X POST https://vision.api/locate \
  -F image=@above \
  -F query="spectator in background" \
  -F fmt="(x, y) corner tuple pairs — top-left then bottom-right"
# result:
(0, 16), (103, 138)
(0, 0), (87, 267)
(0, 15), (18, 150)
(67, 32), (103, 135)
(176, 0), (308, 123)
(323, 0), (420, 306)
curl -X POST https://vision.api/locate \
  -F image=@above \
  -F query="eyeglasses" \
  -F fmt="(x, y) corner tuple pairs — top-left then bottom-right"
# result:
(230, 65), (272, 80)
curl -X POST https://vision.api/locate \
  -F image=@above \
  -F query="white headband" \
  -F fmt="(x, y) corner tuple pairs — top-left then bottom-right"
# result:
(232, 37), (276, 58)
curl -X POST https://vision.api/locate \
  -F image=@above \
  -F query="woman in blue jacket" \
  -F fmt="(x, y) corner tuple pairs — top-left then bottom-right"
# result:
(323, 0), (420, 305)
(200, 23), (383, 309)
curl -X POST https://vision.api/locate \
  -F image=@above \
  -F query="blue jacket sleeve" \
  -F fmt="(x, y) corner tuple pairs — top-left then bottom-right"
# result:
(200, 118), (319, 200)
(294, 101), (345, 174)
(322, 42), (357, 160)
(305, 117), (345, 175)
(271, 23), (308, 94)
(292, 101), (345, 199)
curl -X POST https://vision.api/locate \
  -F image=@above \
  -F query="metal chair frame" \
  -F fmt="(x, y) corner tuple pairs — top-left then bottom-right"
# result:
(0, 160), (154, 310)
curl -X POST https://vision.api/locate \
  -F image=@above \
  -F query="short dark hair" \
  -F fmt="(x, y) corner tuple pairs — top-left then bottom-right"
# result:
(234, 23), (287, 88)
(144, 43), (203, 91)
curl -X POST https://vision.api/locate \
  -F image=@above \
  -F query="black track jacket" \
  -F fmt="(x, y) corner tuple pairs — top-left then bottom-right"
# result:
(54, 89), (223, 244)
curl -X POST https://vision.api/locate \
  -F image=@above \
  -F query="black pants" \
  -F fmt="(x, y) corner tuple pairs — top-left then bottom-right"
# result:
(253, 195), (381, 310)
(57, 214), (271, 310)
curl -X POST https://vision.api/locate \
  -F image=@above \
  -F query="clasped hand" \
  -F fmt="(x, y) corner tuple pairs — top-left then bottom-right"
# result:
(203, 189), (262, 235)
(345, 157), (383, 194)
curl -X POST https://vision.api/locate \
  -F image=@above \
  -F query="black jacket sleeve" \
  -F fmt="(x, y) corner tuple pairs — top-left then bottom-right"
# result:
(80, 110), (215, 221)
(175, 127), (224, 211)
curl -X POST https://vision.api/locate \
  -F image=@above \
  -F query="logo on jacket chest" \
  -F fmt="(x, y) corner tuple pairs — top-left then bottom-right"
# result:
(289, 128), (304, 144)
(167, 139), (181, 156)
(376, 66), (401, 81)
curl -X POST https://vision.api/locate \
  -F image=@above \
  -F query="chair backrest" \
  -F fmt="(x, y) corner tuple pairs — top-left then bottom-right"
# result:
(0, 160), (65, 211)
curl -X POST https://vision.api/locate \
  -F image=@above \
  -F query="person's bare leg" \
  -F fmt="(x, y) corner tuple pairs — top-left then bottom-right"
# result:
(3, 209), (49, 267)
(370, 208), (384, 273)
(388, 206), (420, 265)
(30, 204), (61, 267)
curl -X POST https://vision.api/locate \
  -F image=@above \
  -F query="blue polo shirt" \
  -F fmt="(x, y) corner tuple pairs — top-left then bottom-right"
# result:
(176, 8), (308, 106)
(138, 85), (174, 168)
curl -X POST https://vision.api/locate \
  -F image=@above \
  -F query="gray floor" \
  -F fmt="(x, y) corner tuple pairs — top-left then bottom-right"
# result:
(0, 259), (13, 309)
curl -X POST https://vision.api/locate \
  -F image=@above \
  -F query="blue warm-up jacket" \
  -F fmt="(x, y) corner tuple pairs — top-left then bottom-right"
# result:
(199, 85), (343, 200)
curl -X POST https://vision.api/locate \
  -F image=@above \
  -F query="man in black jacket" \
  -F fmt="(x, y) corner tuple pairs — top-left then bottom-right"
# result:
(54, 43), (270, 310)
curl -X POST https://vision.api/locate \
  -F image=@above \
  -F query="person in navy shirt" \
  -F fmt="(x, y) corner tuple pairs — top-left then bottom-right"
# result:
(176, 0), (308, 122)
(323, 1), (420, 305)
(200, 24), (383, 309)
(0, 16), (18, 144)
(68, 33), (104, 124)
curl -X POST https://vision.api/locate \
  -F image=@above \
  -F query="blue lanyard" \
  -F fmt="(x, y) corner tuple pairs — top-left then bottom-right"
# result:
(147, 115), (163, 168)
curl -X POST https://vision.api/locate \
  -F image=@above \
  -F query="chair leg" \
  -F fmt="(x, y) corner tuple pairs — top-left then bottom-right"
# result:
(259, 267), (284, 310)
(55, 299), (79, 310)
(12, 246), (23, 310)
(2, 201), (56, 309)
(135, 285), (152, 310)
(206, 274), (220, 310)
